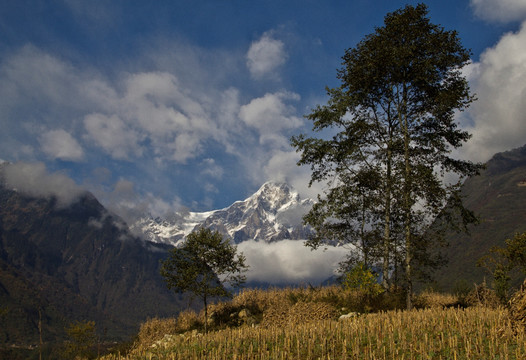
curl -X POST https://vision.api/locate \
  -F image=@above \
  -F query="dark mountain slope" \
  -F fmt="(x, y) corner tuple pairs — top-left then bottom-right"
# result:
(435, 145), (526, 291)
(0, 185), (183, 345)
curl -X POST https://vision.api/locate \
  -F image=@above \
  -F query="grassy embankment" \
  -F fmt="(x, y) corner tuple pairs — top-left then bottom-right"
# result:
(103, 285), (526, 359)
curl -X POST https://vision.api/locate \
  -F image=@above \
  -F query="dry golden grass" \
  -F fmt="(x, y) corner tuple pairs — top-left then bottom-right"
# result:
(135, 317), (177, 348)
(101, 285), (526, 359)
(133, 310), (200, 349)
(413, 289), (460, 309)
(509, 279), (526, 334)
(106, 306), (525, 359)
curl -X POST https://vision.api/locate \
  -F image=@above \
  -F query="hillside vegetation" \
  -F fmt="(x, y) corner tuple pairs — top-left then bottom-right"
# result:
(0, 183), (184, 344)
(437, 145), (526, 291)
(103, 284), (526, 359)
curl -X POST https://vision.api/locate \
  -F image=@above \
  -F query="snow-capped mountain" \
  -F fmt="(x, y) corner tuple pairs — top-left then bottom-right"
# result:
(130, 182), (314, 245)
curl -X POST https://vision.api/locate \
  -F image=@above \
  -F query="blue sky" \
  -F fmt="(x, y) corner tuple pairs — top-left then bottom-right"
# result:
(1, 0), (526, 221)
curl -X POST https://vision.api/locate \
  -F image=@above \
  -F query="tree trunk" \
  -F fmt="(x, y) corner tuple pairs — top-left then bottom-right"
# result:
(361, 196), (368, 268)
(382, 147), (392, 290)
(203, 294), (208, 334)
(401, 92), (412, 310)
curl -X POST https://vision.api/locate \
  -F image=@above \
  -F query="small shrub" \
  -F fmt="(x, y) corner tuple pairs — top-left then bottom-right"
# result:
(493, 264), (511, 302)
(452, 279), (472, 305)
(341, 262), (383, 298)
(62, 320), (97, 359)
(465, 280), (501, 308)
(136, 317), (177, 349)
(175, 310), (200, 333)
(287, 288), (312, 304)
(367, 287), (406, 312)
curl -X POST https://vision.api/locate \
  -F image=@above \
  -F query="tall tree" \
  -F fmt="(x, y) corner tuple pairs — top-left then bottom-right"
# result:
(291, 3), (482, 309)
(160, 227), (248, 332)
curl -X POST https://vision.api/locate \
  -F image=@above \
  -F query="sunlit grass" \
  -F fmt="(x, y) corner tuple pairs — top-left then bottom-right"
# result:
(105, 306), (524, 359)
(102, 286), (526, 359)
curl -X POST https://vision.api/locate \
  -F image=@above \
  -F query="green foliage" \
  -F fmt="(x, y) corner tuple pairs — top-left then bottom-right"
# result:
(492, 265), (511, 302)
(62, 320), (97, 359)
(291, 3), (481, 309)
(342, 263), (383, 298)
(452, 279), (472, 304)
(478, 232), (526, 302)
(160, 227), (248, 332)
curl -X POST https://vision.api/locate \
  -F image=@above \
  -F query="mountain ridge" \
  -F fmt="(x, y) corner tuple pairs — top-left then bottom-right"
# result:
(436, 144), (526, 291)
(131, 181), (314, 245)
(0, 179), (184, 345)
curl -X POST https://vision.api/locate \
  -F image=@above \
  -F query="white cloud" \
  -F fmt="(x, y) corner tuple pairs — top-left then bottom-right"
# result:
(39, 129), (84, 161)
(0, 45), (116, 116)
(1, 162), (85, 207)
(237, 240), (347, 285)
(203, 182), (219, 194)
(0, 41), (310, 212)
(462, 21), (526, 162)
(0, 47), (233, 165)
(246, 33), (287, 79)
(84, 113), (143, 160)
(91, 178), (185, 226)
(263, 149), (323, 201)
(471, 0), (526, 23)
(226, 91), (307, 191)
(239, 91), (302, 146)
(124, 72), (210, 135)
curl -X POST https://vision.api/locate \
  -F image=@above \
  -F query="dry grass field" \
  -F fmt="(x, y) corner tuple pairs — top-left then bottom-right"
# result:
(102, 285), (526, 359)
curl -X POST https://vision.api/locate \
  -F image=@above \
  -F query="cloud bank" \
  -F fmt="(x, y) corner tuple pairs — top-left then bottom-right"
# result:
(462, 14), (526, 161)
(238, 240), (347, 285)
(1, 162), (85, 207)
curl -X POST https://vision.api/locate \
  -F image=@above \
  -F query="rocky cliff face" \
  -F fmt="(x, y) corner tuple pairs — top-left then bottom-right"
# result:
(131, 182), (314, 245)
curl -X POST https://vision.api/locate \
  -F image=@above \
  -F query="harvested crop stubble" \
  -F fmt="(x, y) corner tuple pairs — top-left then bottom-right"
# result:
(104, 306), (526, 359)
(509, 279), (526, 334)
(261, 300), (338, 328)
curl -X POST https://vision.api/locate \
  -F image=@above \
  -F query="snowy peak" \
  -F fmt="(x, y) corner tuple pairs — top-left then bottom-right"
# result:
(201, 181), (312, 243)
(131, 182), (313, 245)
(250, 181), (299, 208)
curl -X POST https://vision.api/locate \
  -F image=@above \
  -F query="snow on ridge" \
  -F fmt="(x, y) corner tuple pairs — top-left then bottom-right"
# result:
(133, 181), (313, 246)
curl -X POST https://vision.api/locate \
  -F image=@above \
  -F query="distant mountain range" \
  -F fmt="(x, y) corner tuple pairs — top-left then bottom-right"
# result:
(130, 181), (314, 245)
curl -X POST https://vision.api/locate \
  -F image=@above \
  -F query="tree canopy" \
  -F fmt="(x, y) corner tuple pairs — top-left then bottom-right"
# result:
(291, 3), (482, 309)
(160, 227), (248, 332)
